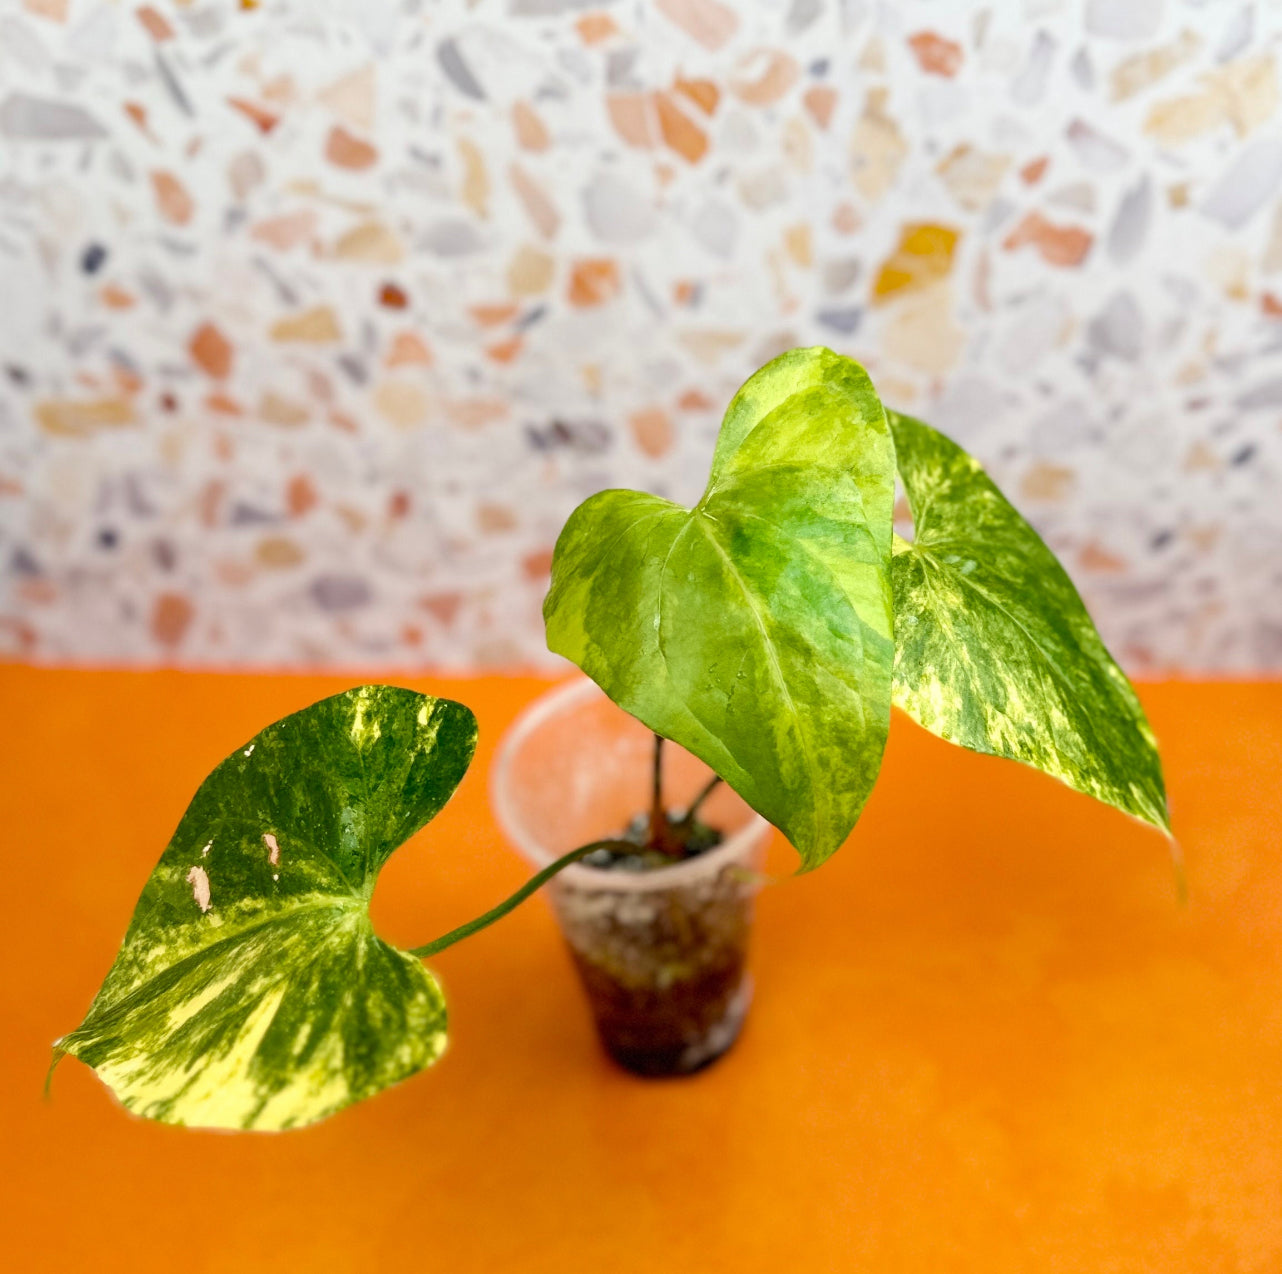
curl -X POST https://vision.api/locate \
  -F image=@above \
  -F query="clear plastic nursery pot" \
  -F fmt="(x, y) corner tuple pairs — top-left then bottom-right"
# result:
(492, 678), (770, 1078)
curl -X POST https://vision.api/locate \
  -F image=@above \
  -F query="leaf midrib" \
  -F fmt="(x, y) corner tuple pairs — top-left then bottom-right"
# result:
(718, 505), (876, 732)
(692, 510), (823, 854)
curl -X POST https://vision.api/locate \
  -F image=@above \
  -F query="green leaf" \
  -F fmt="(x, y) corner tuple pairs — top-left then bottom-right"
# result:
(54, 686), (477, 1131)
(544, 346), (896, 870)
(889, 411), (1170, 833)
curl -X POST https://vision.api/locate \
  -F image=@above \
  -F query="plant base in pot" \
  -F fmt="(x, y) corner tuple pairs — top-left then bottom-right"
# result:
(492, 678), (769, 1077)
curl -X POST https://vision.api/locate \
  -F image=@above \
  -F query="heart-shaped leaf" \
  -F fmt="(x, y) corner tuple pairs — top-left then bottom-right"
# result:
(889, 411), (1170, 832)
(544, 347), (896, 869)
(54, 686), (477, 1131)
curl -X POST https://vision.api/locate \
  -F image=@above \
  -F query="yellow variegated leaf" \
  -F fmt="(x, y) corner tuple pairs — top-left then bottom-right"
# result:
(54, 686), (477, 1131)
(544, 347), (896, 870)
(890, 411), (1170, 833)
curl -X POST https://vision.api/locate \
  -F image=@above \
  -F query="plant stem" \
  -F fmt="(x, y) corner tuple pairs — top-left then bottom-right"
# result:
(408, 840), (635, 960)
(648, 732), (668, 849)
(645, 732), (686, 857)
(678, 773), (723, 825)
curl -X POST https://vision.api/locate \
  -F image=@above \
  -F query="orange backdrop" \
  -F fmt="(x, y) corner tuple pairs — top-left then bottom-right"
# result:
(3, 666), (1280, 1272)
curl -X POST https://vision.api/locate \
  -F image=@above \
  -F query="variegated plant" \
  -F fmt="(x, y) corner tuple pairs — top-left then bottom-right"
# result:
(58, 346), (1171, 1132)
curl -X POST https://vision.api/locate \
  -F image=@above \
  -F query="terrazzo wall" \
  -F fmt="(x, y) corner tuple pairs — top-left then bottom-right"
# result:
(2, 0), (1281, 672)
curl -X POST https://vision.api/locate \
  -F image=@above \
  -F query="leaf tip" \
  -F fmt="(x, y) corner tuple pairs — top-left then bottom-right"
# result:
(44, 1046), (68, 1101)
(790, 838), (837, 876)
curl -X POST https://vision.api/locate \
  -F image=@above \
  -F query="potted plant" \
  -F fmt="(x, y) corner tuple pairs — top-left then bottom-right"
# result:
(52, 348), (1172, 1130)
(489, 676), (773, 1077)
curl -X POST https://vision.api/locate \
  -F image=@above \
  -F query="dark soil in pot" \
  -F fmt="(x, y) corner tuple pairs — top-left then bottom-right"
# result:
(552, 813), (757, 1078)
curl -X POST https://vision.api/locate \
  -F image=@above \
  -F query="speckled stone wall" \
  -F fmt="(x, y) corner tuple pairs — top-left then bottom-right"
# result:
(2, 0), (1281, 671)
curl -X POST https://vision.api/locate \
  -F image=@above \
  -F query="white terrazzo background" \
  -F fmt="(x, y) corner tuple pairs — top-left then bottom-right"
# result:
(1, 0), (1281, 671)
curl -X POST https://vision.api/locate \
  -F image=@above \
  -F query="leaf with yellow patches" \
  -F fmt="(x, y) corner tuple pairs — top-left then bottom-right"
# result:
(889, 412), (1170, 833)
(544, 347), (895, 870)
(54, 686), (477, 1131)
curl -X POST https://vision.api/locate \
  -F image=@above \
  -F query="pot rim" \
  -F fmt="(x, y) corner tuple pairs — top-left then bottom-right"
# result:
(491, 675), (771, 893)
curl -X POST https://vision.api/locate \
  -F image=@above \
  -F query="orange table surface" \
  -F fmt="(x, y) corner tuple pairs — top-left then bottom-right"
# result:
(3, 666), (1281, 1273)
